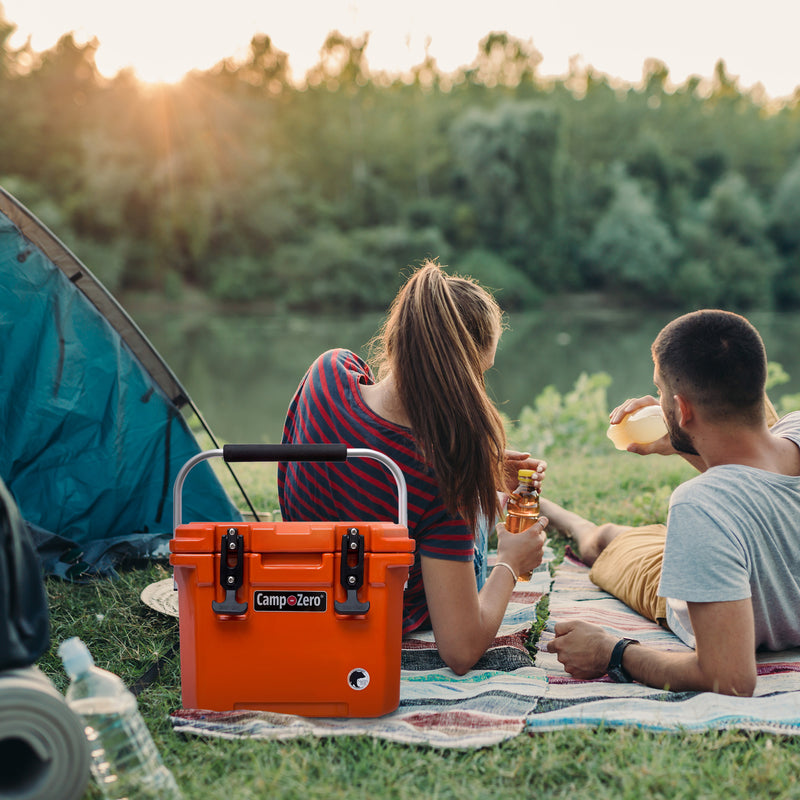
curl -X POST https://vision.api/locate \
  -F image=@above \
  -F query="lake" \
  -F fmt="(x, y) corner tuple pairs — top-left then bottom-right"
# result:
(124, 297), (800, 445)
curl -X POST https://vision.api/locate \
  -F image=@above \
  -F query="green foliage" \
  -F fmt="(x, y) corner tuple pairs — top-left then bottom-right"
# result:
(676, 173), (781, 309)
(583, 169), (681, 297)
(269, 224), (450, 311)
(766, 361), (791, 392)
(767, 363), (800, 416)
(2, 6), (800, 312)
(451, 101), (565, 282)
(771, 155), (800, 251)
(506, 372), (613, 458)
(456, 248), (542, 310)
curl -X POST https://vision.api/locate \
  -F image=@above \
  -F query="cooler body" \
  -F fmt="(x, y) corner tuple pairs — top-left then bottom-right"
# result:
(170, 520), (414, 717)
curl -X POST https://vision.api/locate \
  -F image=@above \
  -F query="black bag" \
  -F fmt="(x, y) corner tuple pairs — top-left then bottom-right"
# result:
(0, 477), (50, 670)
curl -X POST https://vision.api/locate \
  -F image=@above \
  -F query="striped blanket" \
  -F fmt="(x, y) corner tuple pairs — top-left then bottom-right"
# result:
(529, 550), (800, 735)
(170, 549), (800, 747)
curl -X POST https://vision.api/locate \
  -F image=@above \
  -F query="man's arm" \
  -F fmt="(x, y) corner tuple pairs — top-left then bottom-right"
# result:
(547, 598), (757, 695)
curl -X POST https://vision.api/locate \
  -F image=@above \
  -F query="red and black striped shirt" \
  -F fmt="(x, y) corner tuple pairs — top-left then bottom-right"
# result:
(278, 349), (475, 633)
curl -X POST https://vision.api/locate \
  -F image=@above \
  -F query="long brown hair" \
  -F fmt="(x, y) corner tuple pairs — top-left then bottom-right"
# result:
(370, 260), (506, 529)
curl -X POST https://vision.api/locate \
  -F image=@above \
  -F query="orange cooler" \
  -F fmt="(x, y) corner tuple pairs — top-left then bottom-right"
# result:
(169, 444), (415, 718)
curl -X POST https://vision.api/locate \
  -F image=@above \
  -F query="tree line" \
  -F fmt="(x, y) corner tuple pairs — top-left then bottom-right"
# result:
(2, 12), (800, 312)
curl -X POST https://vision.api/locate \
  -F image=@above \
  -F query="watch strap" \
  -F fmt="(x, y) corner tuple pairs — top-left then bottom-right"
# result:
(606, 637), (639, 683)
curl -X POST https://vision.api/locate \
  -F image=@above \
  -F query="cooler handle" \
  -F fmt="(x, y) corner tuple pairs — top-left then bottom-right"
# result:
(223, 443), (347, 462)
(172, 446), (408, 530)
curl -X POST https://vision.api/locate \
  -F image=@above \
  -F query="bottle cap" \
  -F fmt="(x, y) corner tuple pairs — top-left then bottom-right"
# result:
(58, 637), (95, 679)
(517, 469), (535, 478)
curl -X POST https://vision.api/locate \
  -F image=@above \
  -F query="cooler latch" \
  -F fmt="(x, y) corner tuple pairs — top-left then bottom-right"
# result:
(335, 528), (370, 616)
(212, 529), (248, 616)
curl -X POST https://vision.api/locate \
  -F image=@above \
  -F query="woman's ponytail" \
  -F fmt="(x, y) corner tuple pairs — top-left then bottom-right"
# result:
(371, 261), (506, 529)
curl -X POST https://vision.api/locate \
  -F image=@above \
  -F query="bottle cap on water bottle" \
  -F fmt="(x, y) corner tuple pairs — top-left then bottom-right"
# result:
(517, 469), (535, 479)
(59, 637), (95, 679)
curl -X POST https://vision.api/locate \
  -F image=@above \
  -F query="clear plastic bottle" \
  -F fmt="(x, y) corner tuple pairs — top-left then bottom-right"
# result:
(59, 637), (183, 800)
(505, 468), (540, 581)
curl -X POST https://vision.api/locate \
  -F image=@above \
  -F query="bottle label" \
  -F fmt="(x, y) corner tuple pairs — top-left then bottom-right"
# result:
(253, 590), (328, 612)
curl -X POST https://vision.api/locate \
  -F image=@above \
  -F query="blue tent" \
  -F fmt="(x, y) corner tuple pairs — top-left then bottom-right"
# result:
(0, 187), (245, 578)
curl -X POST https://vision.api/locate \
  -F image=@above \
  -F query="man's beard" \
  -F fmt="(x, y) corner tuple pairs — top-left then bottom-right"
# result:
(665, 405), (699, 456)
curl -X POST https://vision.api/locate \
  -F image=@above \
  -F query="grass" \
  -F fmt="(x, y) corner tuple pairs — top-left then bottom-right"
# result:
(38, 446), (800, 800)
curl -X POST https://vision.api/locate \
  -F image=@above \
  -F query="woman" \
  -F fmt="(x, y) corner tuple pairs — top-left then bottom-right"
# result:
(279, 261), (548, 674)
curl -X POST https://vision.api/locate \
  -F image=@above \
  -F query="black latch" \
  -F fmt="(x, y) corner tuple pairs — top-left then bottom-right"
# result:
(212, 528), (248, 615)
(334, 528), (370, 615)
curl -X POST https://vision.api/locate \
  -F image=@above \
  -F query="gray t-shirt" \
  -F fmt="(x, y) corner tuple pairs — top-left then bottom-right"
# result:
(658, 412), (800, 650)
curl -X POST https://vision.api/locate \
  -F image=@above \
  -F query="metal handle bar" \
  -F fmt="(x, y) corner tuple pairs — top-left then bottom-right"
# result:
(172, 445), (408, 530)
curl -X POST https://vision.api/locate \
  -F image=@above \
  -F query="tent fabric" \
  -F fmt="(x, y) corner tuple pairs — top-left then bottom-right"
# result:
(0, 188), (242, 576)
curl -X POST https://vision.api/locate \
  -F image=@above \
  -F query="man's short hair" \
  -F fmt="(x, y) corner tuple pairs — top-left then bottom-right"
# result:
(652, 309), (767, 423)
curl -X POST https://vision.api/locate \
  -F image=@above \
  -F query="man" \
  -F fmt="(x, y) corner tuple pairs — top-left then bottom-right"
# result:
(544, 309), (800, 696)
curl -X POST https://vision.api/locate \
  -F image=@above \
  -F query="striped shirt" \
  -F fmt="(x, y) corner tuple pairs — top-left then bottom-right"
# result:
(278, 349), (475, 633)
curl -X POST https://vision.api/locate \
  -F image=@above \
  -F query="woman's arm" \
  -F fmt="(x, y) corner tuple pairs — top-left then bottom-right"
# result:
(421, 517), (548, 674)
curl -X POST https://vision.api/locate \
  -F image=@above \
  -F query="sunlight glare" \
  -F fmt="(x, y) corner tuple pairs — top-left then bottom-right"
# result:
(1, 0), (799, 97)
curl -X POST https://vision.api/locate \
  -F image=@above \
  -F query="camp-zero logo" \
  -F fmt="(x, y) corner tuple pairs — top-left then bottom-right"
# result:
(253, 591), (327, 612)
(347, 668), (370, 691)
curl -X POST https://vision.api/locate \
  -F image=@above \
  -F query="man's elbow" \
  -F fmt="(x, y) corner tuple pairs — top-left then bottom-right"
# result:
(719, 676), (756, 697)
(712, 670), (757, 697)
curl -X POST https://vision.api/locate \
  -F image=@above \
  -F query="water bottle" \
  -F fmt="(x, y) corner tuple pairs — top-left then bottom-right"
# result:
(58, 637), (183, 800)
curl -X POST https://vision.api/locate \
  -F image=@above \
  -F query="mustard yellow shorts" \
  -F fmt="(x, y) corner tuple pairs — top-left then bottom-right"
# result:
(588, 524), (668, 625)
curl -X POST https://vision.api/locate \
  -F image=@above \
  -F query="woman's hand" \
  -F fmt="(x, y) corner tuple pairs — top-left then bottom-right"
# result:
(495, 516), (548, 579)
(503, 449), (546, 494)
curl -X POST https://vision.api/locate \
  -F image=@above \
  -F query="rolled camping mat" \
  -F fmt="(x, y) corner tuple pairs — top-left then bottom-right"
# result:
(0, 666), (90, 800)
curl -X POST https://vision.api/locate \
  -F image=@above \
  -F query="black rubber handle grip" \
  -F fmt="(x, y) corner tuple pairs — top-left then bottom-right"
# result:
(222, 443), (348, 463)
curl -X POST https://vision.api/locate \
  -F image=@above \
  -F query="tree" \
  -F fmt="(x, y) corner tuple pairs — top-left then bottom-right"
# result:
(583, 168), (680, 298)
(451, 100), (565, 280)
(769, 156), (800, 306)
(465, 32), (543, 89)
(676, 173), (781, 309)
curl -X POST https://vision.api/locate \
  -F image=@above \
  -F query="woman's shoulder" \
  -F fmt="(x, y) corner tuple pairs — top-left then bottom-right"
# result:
(301, 349), (375, 411)
(313, 348), (372, 379)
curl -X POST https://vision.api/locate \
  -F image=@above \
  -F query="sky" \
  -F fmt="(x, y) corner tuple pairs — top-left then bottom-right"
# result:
(2, 0), (799, 99)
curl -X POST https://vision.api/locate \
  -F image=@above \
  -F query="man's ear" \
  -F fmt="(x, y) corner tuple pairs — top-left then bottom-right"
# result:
(675, 394), (693, 427)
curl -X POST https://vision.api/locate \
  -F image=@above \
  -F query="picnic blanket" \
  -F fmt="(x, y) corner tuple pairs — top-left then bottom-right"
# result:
(528, 549), (800, 735)
(169, 547), (800, 747)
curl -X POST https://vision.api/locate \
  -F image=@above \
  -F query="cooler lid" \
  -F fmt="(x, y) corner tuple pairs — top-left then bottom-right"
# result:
(170, 521), (414, 555)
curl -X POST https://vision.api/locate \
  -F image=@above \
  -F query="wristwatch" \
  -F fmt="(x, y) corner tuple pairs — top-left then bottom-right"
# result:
(606, 638), (639, 683)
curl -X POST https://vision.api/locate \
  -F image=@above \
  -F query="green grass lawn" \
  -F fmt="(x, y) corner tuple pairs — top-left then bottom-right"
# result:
(38, 443), (800, 799)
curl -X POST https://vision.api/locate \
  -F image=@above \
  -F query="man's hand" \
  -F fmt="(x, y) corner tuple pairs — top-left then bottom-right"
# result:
(546, 619), (618, 679)
(609, 396), (675, 457)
